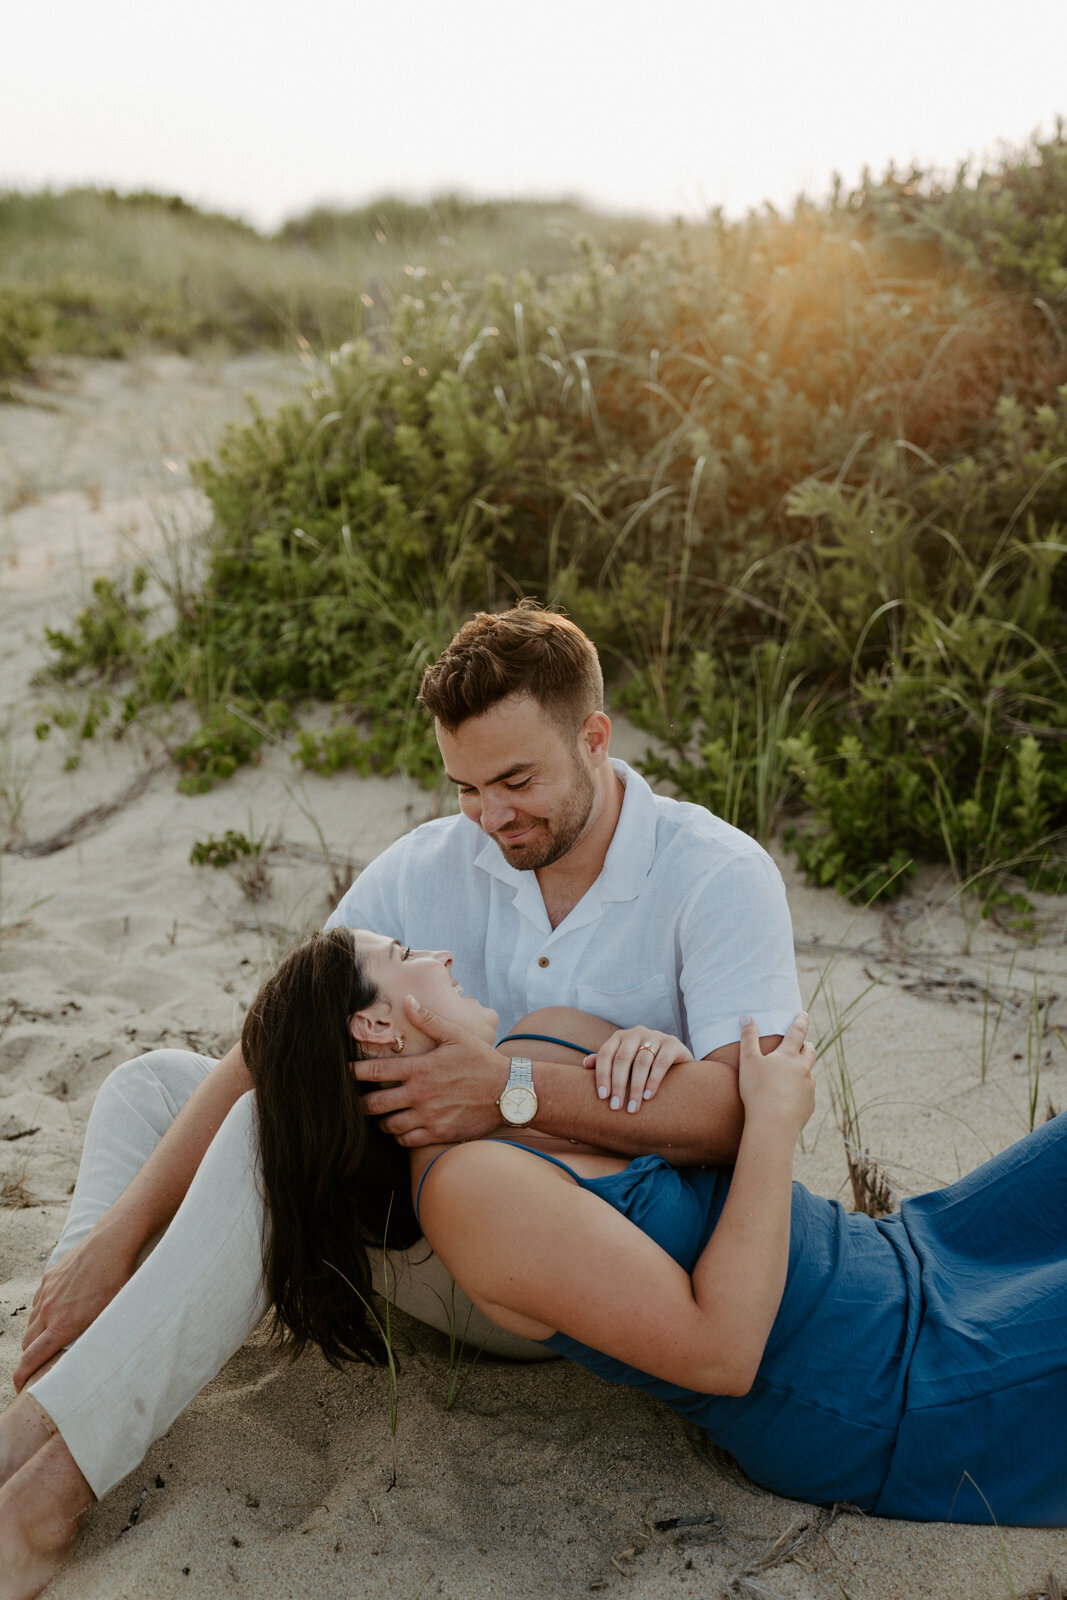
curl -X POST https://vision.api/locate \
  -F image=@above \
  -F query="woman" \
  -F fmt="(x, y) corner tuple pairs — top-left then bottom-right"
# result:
(252, 929), (1067, 1528)
(0, 926), (689, 1600)
(1, 931), (1065, 1596)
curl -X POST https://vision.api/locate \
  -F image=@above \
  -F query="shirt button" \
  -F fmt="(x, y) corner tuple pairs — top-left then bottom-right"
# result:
(538, 956), (550, 968)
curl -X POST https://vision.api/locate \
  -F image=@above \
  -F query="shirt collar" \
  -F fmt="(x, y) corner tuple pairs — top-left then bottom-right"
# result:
(472, 758), (657, 907)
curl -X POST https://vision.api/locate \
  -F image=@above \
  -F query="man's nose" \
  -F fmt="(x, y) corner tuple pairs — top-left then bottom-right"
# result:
(432, 949), (453, 969)
(479, 794), (517, 833)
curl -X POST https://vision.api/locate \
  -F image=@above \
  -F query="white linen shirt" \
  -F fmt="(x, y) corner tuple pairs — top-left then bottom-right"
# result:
(326, 760), (801, 1057)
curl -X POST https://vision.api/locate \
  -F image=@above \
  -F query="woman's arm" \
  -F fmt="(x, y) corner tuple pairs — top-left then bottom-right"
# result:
(15, 1043), (251, 1390)
(418, 1016), (814, 1395)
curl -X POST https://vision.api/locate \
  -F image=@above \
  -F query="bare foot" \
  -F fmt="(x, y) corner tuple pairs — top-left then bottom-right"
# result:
(0, 1392), (57, 1489)
(0, 1434), (93, 1600)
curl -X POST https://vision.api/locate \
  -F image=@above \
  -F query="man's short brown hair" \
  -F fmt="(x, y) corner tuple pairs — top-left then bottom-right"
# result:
(419, 604), (604, 736)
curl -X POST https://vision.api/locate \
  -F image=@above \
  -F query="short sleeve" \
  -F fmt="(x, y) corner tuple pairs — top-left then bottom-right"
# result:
(679, 851), (802, 1058)
(324, 836), (408, 938)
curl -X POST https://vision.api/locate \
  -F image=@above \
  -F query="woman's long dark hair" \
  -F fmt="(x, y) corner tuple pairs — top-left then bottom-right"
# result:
(242, 926), (421, 1367)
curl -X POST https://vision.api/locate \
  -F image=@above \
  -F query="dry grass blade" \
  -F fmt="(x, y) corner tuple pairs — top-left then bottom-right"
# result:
(843, 1140), (897, 1219)
(817, 979), (898, 1217)
(282, 787), (365, 906)
(725, 1509), (846, 1597)
(232, 848), (273, 903)
(725, 1578), (793, 1600)
(725, 1519), (804, 1594)
(1, 1167), (34, 1208)
(745, 1515), (817, 1572)
(277, 839), (363, 905)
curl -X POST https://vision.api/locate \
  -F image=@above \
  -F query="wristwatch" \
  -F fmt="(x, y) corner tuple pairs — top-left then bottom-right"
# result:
(497, 1056), (538, 1127)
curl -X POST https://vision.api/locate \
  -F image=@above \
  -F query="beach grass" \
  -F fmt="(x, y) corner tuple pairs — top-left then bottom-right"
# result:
(0, 187), (668, 389)
(16, 128), (1067, 901)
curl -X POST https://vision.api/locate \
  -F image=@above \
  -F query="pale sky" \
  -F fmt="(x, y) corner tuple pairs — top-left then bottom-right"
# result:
(5, 0), (1065, 229)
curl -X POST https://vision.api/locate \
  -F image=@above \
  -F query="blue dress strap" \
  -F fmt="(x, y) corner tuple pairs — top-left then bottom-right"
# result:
(413, 1149), (451, 1226)
(496, 1032), (589, 1053)
(497, 1139), (583, 1179)
(414, 1139), (583, 1226)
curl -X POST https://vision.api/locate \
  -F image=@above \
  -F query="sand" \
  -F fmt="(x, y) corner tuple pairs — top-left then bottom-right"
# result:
(1, 354), (1066, 1599)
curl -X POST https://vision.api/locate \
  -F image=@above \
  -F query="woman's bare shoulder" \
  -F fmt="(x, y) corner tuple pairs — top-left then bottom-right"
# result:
(417, 1138), (571, 1240)
(417, 1140), (562, 1339)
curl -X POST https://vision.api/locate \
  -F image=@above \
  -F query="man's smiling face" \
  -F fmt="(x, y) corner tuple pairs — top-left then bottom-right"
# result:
(436, 694), (605, 872)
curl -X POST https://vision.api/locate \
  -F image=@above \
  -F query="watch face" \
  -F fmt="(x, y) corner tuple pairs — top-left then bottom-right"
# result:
(499, 1084), (538, 1126)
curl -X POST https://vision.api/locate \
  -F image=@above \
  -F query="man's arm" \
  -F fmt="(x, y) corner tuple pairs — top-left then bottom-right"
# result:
(14, 1043), (251, 1389)
(355, 998), (784, 1166)
(680, 853), (802, 1063)
(525, 1052), (748, 1164)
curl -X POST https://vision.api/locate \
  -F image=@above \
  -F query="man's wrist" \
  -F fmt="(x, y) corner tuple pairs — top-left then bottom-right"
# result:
(497, 1055), (538, 1127)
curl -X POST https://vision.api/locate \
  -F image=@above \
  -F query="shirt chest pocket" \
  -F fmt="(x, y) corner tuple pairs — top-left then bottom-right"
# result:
(575, 974), (674, 1033)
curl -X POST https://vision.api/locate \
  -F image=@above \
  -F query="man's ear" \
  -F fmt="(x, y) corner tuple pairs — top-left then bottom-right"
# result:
(581, 710), (612, 764)
(348, 1008), (395, 1048)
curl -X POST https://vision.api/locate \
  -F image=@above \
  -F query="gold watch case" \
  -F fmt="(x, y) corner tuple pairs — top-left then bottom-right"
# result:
(497, 1082), (538, 1126)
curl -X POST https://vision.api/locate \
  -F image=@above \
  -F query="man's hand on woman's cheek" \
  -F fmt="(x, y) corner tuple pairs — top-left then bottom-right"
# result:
(352, 997), (506, 1146)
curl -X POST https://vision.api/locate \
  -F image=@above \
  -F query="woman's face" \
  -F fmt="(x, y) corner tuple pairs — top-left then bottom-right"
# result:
(350, 930), (498, 1055)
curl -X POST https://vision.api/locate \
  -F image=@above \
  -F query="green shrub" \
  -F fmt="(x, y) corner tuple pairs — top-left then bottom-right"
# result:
(189, 828), (262, 867)
(32, 147), (1067, 901)
(851, 123), (1067, 305)
(42, 570), (149, 680)
(172, 705), (266, 794)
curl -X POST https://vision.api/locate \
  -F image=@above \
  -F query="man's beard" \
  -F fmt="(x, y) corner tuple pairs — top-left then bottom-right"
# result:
(492, 759), (596, 871)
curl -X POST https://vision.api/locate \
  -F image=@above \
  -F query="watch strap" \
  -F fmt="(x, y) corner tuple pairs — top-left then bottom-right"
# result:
(506, 1055), (534, 1092)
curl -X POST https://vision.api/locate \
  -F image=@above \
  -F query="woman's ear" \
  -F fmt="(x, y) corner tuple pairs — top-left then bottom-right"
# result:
(348, 1008), (395, 1050)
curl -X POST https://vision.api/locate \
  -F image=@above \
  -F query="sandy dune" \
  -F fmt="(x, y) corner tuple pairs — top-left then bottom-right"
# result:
(1, 355), (1065, 1598)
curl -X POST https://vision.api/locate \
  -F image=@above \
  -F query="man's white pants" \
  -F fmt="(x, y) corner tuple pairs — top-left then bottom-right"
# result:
(30, 1050), (548, 1500)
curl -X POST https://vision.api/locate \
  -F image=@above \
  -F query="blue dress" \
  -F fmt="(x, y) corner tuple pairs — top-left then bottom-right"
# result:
(491, 1115), (1067, 1526)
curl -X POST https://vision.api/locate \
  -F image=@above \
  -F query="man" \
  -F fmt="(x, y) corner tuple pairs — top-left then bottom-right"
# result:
(16, 605), (800, 1393)
(336, 606), (801, 1158)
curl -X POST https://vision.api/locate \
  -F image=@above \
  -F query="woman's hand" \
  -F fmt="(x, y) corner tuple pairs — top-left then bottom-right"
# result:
(737, 1012), (815, 1140)
(584, 1027), (693, 1112)
(13, 1223), (138, 1391)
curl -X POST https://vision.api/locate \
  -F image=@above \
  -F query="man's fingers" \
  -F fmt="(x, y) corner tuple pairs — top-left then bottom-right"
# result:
(403, 995), (450, 1039)
(352, 1055), (412, 1084)
(361, 1086), (414, 1117)
(378, 1109), (425, 1137)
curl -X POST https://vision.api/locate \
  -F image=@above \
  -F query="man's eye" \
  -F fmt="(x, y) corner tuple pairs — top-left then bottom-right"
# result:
(401, 946), (412, 960)
(505, 779), (530, 791)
